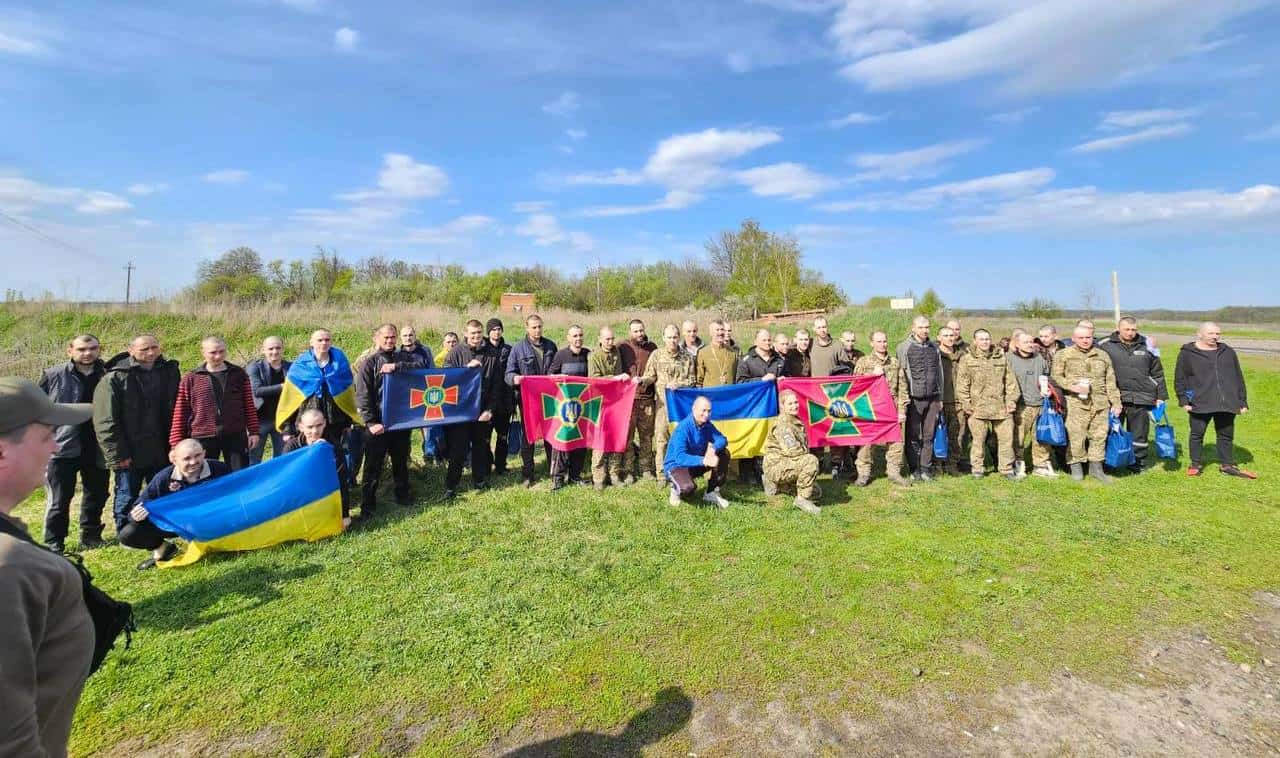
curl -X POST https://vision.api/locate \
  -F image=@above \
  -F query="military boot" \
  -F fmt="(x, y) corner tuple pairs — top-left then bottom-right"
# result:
(1070, 463), (1084, 481)
(888, 472), (912, 487)
(762, 477), (779, 497)
(1089, 463), (1112, 484)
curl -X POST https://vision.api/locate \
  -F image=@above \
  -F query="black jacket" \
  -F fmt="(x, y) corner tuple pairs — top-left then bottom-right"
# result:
(93, 352), (181, 469)
(736, 350), (784, 383)
(39, 360), (105, 460)
(488, 337), (515, 414)
(355, 349), (427, 425)
(443, 341), (505, 416)
(1174, 342), (1248, 415)
(1099, 332), (1168, 406)
(548, 347), (590, 377)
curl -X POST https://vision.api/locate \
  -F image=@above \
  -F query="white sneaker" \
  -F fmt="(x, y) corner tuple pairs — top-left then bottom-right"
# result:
(668, 485), (681, 506)
(1032, 466), (1058, 478)
(1015, 461), (1028, 479)
(703, 488), (730, 509)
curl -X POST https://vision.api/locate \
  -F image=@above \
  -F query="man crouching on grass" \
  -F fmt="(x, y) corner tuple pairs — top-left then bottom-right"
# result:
(284, 408), (351, 529)
(118, 439), (230, 570)
(663, 396), (731, 508)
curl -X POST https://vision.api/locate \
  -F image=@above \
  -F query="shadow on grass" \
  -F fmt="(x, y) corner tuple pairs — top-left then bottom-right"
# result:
(133, 562), (323, 632)
(502, 686), (693, 758)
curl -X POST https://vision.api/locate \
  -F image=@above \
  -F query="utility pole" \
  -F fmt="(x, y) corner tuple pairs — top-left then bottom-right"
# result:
(124, 261), (135, 305)
(1111, 270), (1120, 325)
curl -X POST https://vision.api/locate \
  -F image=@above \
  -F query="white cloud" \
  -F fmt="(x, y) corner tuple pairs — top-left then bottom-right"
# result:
(851, 139), (985, 181)
(542, 91), (580, 117)
(566, 128), (588, 140)
(334, 27), (359, 53)
(832, 0), (1265, 95)
(0, 15), (56, 57)
(819, 167), (1055, 211)
(577, 190), (699, 218)
(1070, 123), (1194, 153)
(1099, 108), (1198, 130)
(989, 107), (1039, 124)
(203, 169), (250, 185)
(513, 200), (552, 213)
(735, 162), (839, 199)
(1247, 122), (1280, 142)
(514, 212), (593, 250)
(564, 169), (648, 186)
(955, 184), (1280, 232)
(126, 183), (169, 196)
(338, 153), (449, 202)
(0, 173), (131, 216)
(828, 111), (888, 128)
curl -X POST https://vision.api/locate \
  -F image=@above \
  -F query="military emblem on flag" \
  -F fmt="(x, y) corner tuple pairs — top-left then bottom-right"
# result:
(778, 375), (902, 447)
(410, 373), (460, 422)
(380, 368), (482, 431)
(520, 376), (636, 452)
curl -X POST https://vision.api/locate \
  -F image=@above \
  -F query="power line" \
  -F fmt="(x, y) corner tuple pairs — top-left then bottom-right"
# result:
(0, 208), (106, 263)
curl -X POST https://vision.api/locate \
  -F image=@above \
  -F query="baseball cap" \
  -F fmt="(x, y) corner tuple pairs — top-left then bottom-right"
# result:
(0, 377), (93, 435)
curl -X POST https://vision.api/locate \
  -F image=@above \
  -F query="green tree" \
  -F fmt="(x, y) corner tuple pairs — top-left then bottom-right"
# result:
(916, 288), (945, 318)
(1013, 298), (1062, 320)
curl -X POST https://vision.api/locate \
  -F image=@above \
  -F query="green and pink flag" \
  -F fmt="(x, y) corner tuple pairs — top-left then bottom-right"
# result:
(520, 376), (637, 452)
(778, 375), (902, 447)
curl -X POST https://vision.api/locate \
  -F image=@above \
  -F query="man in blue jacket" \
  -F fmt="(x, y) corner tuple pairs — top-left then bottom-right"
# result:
(505, 313), (558, 487)
(663, 396), (731, 508)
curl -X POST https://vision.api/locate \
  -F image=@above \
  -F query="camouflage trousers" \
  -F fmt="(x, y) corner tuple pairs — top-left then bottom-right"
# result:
(763, 453), (819, 499)
(625, 399), (655, 477)
(855, 440), (905, 479)
(943, 403), (967, 468)
(967, 415), (1014, 475)
(1067, 407), (1109, 464)
(590, 450), (624, 485)
(1012, 402), (1052, 469)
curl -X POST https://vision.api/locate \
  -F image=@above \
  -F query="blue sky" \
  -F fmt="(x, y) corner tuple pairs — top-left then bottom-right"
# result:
(2, 0), (1278, 308)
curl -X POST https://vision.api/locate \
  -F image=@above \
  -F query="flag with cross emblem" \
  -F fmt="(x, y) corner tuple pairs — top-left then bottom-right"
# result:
(778, 375), (902, 447)
(520, 376), (637, 452)
(380, 367), (482, 431)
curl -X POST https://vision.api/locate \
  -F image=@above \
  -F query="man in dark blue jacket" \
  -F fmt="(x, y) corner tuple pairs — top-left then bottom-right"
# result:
(663, 396), (731, 508)
(505, 313), (558, 487)
(355, 324), (427, 516)
(442, 320), (503, 498)
(38, 334), (108, 552)
(246, 336), (291, 465)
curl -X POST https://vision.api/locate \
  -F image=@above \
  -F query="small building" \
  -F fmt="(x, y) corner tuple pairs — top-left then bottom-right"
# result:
(500, 292), (536, 314)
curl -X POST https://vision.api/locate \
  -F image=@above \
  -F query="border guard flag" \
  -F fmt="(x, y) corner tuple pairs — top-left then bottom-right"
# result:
(381, 367), (482, 432)
(146, 441), (344, 567)
(276, 346), (361, 428)
(520, 376), (636, 452)
(778, 375), (902, 447)
(666, 381), (777, 458)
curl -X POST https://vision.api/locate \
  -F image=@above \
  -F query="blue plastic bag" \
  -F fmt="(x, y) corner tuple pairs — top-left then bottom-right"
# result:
(1105, 416), (1136, 468)
(507, 419), (523, 457)
(424, 426), (448, 461)
(1151, 404), (1176, 460)
(1035, 398), (1067, 447)
(932, 416), (949, 460)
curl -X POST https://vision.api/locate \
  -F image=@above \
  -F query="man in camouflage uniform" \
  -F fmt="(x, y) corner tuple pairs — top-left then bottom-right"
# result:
(1050, 324), (1122, 483)
(588, 326), (631, 489)
(641, 324), (697, 478)
(852, 330), (910, 487)
(763, 389), (821, 515)
(619, 318), (657, 481)
(696, 319), (738, 388)
(937, 324), (967, 475)
(955, 329), (1020, 479)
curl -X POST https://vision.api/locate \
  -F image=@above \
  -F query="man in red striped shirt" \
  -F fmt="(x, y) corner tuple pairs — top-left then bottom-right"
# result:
(169, 336), (259, 470)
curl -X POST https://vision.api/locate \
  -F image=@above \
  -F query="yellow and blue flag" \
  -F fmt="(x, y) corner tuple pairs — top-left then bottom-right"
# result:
(381, 367), (482, 432)
(276, 346), (361, 429)
(666, 381), (778, 458)
(147, 442), (344, 567)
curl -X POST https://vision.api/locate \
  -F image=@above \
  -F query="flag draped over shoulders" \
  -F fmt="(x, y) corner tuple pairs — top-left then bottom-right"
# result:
(778, 375), (901, 447)
(665, 381), (777, 458)
(380, 367), (482, 432)
(276, 347), (360, 428)
(147, 441), (344, 567)
(520, 376), (636, 452)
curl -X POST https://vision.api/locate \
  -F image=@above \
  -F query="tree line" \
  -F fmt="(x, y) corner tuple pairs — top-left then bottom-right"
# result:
(186, 220), (848, 315)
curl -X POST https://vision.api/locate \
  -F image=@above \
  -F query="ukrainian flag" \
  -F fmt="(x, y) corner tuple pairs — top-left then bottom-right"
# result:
(276, 346), (361, 429)
(666, 381), (778, 458)
(146, 442), (344, 567)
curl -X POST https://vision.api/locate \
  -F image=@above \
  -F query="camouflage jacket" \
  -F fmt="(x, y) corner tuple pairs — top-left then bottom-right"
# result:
(641, 348), (696, 410)
(956, 345), (1020, 419)
(853, 352), (908, 411)
(764, 413), (809, 461)
(1050, 344), (1122, 413)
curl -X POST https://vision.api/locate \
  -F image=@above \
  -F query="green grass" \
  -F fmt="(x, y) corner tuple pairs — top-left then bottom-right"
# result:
(4, 306), (1279, 753)
(7, 357), (1277, 755)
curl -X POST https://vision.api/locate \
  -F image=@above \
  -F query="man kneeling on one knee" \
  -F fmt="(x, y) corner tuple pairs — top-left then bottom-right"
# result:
(118, 438), (231, 570)
(663, 396), (731, 508)
(763, 389), (821, 515)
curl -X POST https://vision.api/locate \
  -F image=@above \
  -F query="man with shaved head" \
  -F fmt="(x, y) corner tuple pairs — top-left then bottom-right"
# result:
(588, 326), (632, 489)
(1100, 316), (1168, 474)
(897, 315), (944, 480)
(1050, 324), (1122, 482)
(95, 333), (181, 533)
(1175, 323), (1254, 479)
(681, 320), (703, 359)
(663, 395), (731, 508)
(247, 335), (291, 465)
(170, 336), (259, 471)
